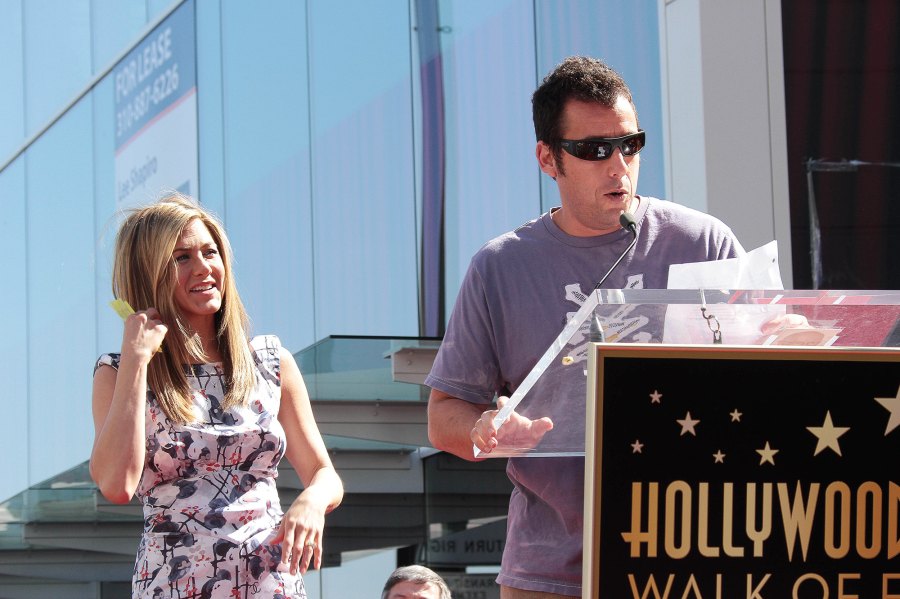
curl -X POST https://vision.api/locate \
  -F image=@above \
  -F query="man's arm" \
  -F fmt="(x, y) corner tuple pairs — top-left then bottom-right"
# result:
(428, 388), (491, 461)
(428, 388), (554, 460)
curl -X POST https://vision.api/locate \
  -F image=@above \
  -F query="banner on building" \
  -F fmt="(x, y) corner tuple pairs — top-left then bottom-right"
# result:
(114, 0), (197, 209)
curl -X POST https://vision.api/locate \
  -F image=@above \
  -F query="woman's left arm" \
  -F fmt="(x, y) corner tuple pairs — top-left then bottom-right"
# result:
(273, 346), (344, 576)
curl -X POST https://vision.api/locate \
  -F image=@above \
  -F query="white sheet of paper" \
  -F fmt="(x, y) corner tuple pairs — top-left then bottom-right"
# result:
(667, 240), (783, 290)
(663, 241), (785, 345)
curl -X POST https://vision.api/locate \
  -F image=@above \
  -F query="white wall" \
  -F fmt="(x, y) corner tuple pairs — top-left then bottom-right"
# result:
(660, 0), (793, 286)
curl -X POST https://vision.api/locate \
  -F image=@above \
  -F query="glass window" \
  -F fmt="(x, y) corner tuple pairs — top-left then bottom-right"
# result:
(25, 97), (96, 485)
(218, 1), (316, 353)
(0, 157), (28, 502)
(90, 0), (149, 73)
(22, 0), (92, 134)
(437, 0), (542, 296)
(0, 0), (25, 163)
(307, 0), (419, 338)
(90, 76), (123, 356)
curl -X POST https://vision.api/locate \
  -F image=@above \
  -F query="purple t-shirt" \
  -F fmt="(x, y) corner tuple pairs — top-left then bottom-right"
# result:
(425, 197), (744, 595)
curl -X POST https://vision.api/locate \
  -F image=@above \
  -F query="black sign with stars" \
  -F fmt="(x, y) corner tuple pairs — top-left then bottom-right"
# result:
(584, 345), (900, 599)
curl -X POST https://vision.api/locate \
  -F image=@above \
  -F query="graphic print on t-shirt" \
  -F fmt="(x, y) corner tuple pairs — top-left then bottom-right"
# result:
(562, 278), (653, 365)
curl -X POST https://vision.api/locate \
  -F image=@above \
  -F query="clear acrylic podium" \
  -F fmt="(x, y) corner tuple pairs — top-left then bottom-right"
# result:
(477, 289), (900, 459)
(571, 291), (900, 598)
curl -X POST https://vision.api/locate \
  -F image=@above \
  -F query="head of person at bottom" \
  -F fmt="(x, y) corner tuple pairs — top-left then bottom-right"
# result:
(381, 565), (452, 599)
(532, 55), (646, 237)
(111, 191), (255, 423)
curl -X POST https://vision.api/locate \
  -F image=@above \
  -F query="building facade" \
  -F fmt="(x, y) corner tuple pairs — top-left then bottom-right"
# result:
(4, 0), (896, 596)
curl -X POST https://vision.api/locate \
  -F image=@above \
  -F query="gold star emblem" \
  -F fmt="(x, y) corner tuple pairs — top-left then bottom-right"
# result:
(807, 410), (850, 456)
(712, 450), (726, 463)
(874, 386), (900, 436)
(729, 409), (742, 422)
(631, 439), (644, 454)
(756, 441), (778, 465)
(649, 390), (662, 404)
(676, 411), (700, 436)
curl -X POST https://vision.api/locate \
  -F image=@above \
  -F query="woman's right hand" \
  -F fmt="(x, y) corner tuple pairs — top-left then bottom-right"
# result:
(122, 308), (168, 362)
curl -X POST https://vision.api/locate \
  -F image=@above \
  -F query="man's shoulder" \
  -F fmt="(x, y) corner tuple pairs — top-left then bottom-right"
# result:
(644, 197), (728, 227)
(474, 214), (549, 260)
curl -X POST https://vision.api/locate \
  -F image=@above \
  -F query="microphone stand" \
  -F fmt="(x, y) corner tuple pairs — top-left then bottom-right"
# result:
(590, 211), (638, 342)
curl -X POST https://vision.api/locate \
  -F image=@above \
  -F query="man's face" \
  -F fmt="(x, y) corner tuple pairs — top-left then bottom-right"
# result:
(387, 581), (441, 599)
(537, 95), (641, 237)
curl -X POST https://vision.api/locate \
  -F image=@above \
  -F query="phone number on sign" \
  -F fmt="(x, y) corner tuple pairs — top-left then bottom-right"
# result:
(116, 64), (181, 140)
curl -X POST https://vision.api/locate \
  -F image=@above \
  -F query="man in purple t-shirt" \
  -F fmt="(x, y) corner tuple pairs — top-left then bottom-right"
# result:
(425, 57), (744, 598)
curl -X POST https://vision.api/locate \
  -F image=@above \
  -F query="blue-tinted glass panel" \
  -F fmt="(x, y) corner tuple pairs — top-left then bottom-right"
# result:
(91, 77), (123, 356)
(308, 0), (419, 338)
(534, 0), (665, 209)
(148, 0), (179, 21)
(437, 0), (541, 296)
(219, 1), (315, 353)
(90, 0), (148, 72)
(25, 97), (96, 485)
(0, 0), (24, 163)
(22, 0), (92, 134)
(195, 0), (225, 212)
(0, 157), (28, 502)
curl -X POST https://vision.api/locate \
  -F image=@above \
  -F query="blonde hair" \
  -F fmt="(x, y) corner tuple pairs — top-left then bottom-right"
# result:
(111, 192), (255, 423)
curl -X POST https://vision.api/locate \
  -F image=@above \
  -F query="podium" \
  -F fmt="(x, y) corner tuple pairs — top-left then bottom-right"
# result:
(474, 289), (900, 597)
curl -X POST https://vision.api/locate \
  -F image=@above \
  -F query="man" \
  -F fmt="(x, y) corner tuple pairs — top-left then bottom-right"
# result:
(425, 56), (744, 598)
(382, 565), (452, 599)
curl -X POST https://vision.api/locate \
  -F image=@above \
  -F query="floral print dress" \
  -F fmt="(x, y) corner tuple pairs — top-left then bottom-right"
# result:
(96, 335), (307, 599)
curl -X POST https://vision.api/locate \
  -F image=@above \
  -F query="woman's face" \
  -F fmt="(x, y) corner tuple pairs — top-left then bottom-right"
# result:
(172, 218), (225, 330)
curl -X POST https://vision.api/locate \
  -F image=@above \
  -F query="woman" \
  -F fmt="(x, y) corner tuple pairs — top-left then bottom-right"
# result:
(90, 193), (343, 598)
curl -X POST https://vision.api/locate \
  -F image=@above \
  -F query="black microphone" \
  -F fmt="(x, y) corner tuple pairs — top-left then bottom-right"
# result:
(590, 211), (638, 342)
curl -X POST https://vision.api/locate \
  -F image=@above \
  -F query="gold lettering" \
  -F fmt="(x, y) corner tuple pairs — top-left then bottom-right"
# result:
(680, 574), (702, 599)
(722, 483), (744, 557)
(698, 483), (720, 557)
(883, 573), (900, 599)
(746, 483), (773, 557)
(627, 573), (674, 599)
(792, 573), (827, 599)
(622, 482), (659, 557)
(778, 482), (819, 562)
(856, 481), (881, 558)
(891, 483), (900, 559)
(824, 482), (851, 559)
(747, 573), (771, 599)
(838, 572), (861, 599)
(665, 481), (691, 559)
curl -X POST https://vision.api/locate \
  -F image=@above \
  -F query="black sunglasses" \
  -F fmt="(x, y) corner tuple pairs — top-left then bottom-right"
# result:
(559, 130), (646, 161)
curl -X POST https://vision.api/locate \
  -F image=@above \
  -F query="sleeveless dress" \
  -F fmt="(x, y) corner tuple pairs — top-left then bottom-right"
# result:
(95, 335), (307, 599)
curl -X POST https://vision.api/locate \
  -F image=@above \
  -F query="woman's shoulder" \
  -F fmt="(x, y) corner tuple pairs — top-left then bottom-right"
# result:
(250, 334), (282, 354)
(249, 335), (283, 376)
(94, 353), (120, 375)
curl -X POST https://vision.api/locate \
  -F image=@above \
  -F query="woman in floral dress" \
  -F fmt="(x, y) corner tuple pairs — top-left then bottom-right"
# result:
(90, 193), (343, 598)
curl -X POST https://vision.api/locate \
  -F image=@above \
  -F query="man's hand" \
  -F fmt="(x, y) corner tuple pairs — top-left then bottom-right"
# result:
(471, 396), (553, 455)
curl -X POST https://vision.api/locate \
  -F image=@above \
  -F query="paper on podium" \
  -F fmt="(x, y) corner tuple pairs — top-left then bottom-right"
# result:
(664, 241), (784, 345)
(667, 240), (783, 290)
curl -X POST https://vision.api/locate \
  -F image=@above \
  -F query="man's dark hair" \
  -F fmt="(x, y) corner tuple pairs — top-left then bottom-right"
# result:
(532, 56), (636, 172)
(381, 565), (452, 599)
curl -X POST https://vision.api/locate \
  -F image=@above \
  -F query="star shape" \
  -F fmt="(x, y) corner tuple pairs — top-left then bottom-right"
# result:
(730, 409), (742, 422)
(874, 386), (900, 436)
(676, 411), (700, 436)
(631, 439), (644, 454)
(757, 441), (778, 465)
(712, 450), (726, 463)
(807, 410), (850, 456)
(649, 390), (662, 404)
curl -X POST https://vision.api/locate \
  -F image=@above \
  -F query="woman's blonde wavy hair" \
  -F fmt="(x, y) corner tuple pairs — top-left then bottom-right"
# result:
(111, 192), (255, 424)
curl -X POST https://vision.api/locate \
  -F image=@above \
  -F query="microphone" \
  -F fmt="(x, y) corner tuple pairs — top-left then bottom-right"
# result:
(590, 211), (638, 342)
